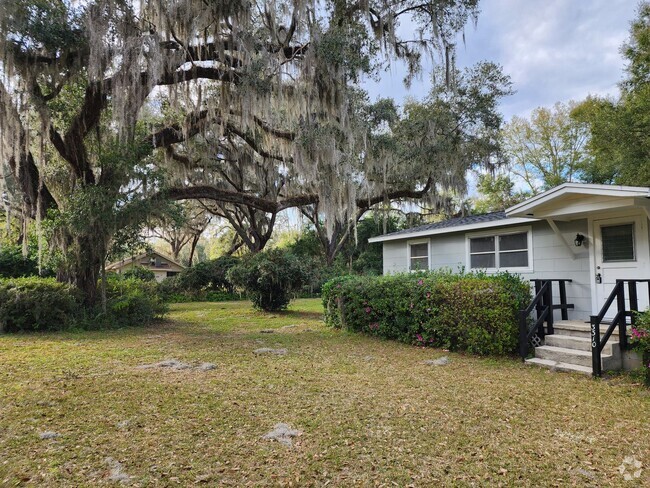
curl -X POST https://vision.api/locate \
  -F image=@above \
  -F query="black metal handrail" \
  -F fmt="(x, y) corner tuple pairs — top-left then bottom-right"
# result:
(590, 279), (650, 377)
(518, 279), (574, 360)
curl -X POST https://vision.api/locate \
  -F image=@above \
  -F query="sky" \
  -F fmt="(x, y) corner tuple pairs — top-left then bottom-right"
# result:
(364, 0), (639, 120)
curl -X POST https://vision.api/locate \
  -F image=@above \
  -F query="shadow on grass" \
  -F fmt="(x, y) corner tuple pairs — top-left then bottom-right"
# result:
(0, 320), (174, 343)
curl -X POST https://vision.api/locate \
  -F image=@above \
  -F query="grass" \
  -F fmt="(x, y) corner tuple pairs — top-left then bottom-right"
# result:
(0, 299), (648, 486)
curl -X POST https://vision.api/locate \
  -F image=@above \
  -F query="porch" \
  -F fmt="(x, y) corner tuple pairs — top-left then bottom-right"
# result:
(519, 278), (648, 375)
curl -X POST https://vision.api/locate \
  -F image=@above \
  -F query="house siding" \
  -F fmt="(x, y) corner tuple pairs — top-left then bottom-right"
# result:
(382, 219), (592, 319)
(382, 240), (408, 275)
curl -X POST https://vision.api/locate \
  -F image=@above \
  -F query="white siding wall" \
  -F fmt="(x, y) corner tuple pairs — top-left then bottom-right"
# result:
(382, 219), (592, 318)
(382, 240), (408, 275)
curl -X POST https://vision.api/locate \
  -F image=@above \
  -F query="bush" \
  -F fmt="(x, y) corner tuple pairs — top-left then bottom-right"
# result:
(322, 271), (530, 356)
(0, 245), (40, 278)
(157, 256), (240, 302)
(0, 277), (81, 332)
(122, 265), (156, 282)
(631, 310), (650, 386)
(100, 276), (167, 327)
(227, 249), (307, 311)
(0, 275), (167, 333)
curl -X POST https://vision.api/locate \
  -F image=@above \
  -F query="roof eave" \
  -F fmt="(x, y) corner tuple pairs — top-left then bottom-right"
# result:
(506, 183), (650, 217)
(368, 217), (539, 243)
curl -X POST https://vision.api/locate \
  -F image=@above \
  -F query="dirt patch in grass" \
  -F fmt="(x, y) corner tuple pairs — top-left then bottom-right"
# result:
(0, 299), (648, 486)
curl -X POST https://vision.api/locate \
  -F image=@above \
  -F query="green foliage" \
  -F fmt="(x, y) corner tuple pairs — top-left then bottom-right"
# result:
(227, 249), (307, 311)
(122, 266), (156, 282)
(0, 274), (167, 333)
(157, 256), (240, 302)
(100, 276), (167, 328)
(0, 277), (81, 332)
(322, 271), (530, 356)
(0, 245), (40, 278)
(391, 62), (513, 186)
(472, 174), (529, 213)
(500, 101), (590, 193)
(631, 310), (650, 386)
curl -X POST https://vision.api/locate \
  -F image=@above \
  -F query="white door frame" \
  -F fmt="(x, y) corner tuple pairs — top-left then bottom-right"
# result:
(588, 210), (650, 314)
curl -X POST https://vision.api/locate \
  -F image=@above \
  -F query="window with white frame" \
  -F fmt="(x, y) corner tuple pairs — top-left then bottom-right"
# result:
(408, 241), (429, 271)
(468, 230), (530, 271)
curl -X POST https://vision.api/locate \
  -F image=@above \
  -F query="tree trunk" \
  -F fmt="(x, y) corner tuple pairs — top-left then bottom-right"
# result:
(188, 234), (200, 266)
(63, 232), (104, 307)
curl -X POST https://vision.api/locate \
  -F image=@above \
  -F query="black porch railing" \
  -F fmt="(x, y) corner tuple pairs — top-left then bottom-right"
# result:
(590, 279), (650, 377)
(518, 279), (574, 360)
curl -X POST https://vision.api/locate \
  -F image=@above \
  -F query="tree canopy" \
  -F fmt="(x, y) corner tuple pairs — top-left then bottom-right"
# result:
(0, 0), (511, 302)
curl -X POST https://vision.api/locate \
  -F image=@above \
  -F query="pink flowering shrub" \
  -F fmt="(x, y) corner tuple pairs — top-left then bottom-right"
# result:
(322, 271), (530, 356)
(631, 310), (650, 386)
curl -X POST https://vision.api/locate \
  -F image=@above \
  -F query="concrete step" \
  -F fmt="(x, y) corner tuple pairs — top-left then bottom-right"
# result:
(534, 345), (620, 370)
(544, 334), (618, 355)
(552, 320), (628, 340)
(525, 357), (592, 375)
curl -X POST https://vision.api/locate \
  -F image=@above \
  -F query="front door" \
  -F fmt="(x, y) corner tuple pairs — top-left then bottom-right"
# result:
(593, 215), (650, 316)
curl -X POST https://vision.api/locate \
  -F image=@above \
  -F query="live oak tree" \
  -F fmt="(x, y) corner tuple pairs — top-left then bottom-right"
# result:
(0, 0), (504, 303)
(301, 64), (512, 265)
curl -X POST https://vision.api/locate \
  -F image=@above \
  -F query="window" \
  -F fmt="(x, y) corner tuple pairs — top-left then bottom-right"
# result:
(601, 223), (635, 262)
(468, 229), (530, 271)
(409, 241), (429, 271)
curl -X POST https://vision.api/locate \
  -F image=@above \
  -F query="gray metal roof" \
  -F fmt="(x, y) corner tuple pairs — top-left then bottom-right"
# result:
(382, 211), (508, 238)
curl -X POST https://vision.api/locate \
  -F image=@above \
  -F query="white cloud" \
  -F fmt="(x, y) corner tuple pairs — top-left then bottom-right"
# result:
(365, 0), (639, 119)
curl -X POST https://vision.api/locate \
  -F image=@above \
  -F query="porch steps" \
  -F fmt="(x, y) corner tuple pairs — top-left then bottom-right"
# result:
(524, 320), (623, 375)
(552, 320), (624, 338)
(544, 334), (617, 354)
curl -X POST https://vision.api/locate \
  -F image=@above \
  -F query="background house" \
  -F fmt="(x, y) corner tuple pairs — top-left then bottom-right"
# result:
(107, 251), (185, 282)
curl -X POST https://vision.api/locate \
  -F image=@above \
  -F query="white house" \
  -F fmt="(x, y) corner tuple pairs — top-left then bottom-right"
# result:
(369, 183), (650, 374)
(107, 250), (185, 282)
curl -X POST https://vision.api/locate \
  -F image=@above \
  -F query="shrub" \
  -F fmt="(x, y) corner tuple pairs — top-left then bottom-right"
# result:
(631, 310), (650, 386)
(122, 265), (156, 282)
(227, 249), (307, 311)
(100, 276), (168, 327)
(322, 271), (530, 356)
(158, 256), (240, 302)
(0, 245), (40, 278)
(0, 277), (81, 332)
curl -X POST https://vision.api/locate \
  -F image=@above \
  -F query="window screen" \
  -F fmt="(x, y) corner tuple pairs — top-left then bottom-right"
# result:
(601, 224), (635, 262)
(470, 253), (496, 268)
(469, 232), (529, 269)
(410, 243), (429, 271)
(499, 233), (528, 267)
(469, 236), (496, 269)
(470, 236), (495, 253)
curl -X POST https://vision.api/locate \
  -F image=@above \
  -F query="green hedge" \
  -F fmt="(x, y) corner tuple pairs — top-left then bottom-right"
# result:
(0, 276), (167, 332)
(0, 278), (81, 332)
(322, 271), (531, 356)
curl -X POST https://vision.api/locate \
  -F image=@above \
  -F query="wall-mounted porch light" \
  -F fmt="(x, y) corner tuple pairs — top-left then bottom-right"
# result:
(574, 233), (585, 247)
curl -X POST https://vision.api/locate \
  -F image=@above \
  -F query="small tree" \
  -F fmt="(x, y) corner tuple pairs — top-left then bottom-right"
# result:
(227, 249), (306, 311)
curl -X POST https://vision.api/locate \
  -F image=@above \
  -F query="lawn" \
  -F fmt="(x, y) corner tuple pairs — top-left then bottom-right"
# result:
(1, 299), (648, 486)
